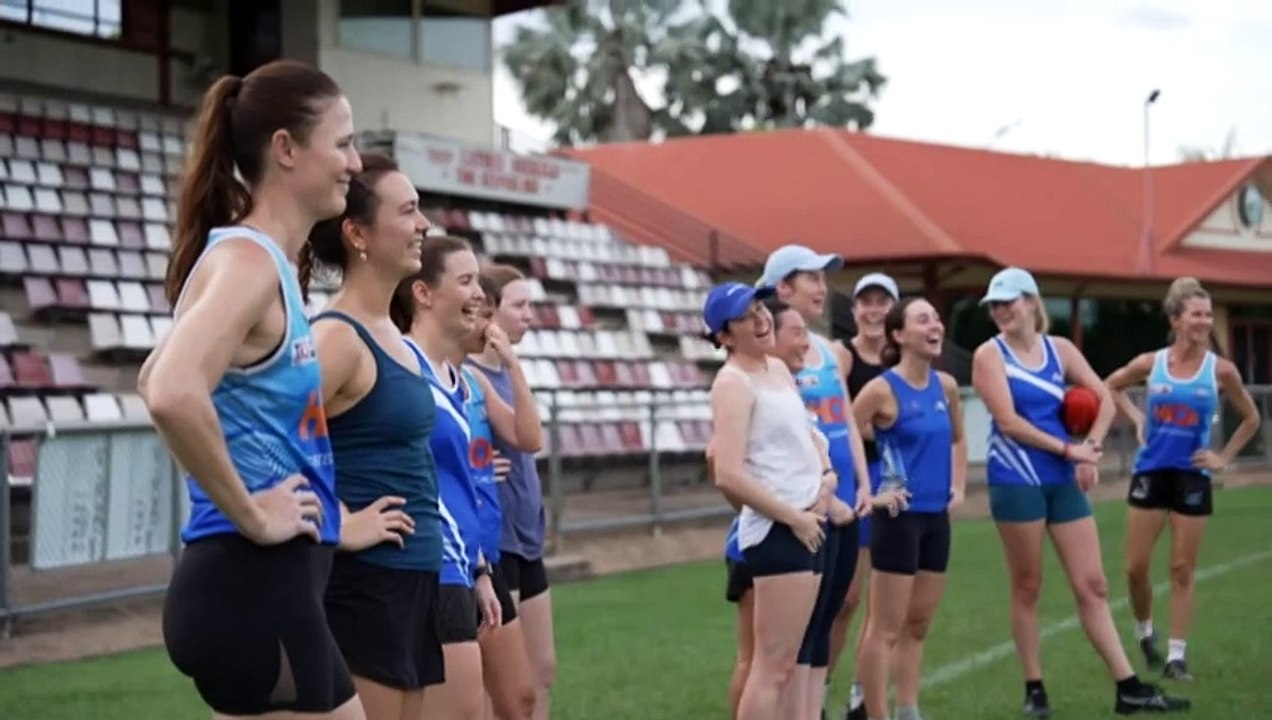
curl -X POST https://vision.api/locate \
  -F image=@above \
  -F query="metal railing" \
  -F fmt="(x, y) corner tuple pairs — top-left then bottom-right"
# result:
(1, 385), (1269, 631)
(537, 384), (1272, 549)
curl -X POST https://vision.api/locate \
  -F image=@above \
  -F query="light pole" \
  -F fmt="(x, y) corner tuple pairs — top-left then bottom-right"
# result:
(1141, 89), (1161, 273)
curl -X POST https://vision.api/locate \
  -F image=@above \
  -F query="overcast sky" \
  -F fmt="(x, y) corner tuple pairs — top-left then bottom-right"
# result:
(491, 0), (1272, 166)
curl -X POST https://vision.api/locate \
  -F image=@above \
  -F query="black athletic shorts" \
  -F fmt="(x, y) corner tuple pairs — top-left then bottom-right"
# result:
(742, 521), (825, 577)
(490, 563), (518, 624)
(1128, 469), (1214, 516)
(870, 511), (951, 575)
(323, 554), (446, 690)
(499, 552), (550, 601)
(724, 558), (754, 603)
(437, 584), (481, 644)
(162, 534), (356, 716)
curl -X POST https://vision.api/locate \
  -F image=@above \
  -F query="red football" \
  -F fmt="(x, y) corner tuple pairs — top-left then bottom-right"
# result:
(1062, 386), (1100, 436)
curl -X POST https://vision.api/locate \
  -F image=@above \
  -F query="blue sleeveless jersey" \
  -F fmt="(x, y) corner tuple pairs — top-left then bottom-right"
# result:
(409, 340), (482, 587)
(461, 367), (502, 564)
(317, 313), (441, 570)
(1134, 350), (1218, 475)
(875, 370), (953, 513)
(180, 227), (340, 546)
(724, 515), (743, 563)
(795, 335), (857, 502)
(986, 336), (1074, 487)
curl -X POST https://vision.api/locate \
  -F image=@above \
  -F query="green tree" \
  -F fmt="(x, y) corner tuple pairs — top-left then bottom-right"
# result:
(500, 0), (886, 145)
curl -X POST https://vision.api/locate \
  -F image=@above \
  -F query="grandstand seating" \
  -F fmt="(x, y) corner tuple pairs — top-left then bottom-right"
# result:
(0, 89), (726, 488)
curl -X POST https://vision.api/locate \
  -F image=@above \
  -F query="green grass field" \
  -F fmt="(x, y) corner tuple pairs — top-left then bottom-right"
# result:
(3, 486), (1271, 719)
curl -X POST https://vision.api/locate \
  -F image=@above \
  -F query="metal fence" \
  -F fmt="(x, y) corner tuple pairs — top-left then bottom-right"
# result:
(2, 386), (1271, 632)
(537, 385), (1272, 548)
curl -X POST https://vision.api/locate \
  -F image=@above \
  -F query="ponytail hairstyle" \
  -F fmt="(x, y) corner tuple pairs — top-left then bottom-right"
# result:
(880, 296), (920, 367)
(299, 152), (399, 300)
(166, 60), (343, 305)
(390, 235), (475, 333)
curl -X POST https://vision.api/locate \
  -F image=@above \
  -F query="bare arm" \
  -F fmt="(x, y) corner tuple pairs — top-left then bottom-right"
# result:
(476, 362), (543, 453)
(138, 240), (277, 538)
(1053, 337), (1116, 447)
(312, 319), (365, 410)
(971, 342), (1071, 456)
(851, 376), (890, 435)
(941, 372), (968, 500)
(1213, 359), (1261, 466)
(710, 370), (800, 525)
(1105, 352), (1155, 431)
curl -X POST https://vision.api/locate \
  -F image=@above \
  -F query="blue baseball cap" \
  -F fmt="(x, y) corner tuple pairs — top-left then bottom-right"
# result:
(703, 282), (776, 335)
(756, 244), (845, 287)
(980, 267), (1041, 305)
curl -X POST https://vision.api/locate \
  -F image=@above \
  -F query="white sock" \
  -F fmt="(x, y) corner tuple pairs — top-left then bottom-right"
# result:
(849, 680), (864, 708)
(896, 705), (923, 720)
(1167, 638), (1187, 663)
(1136, 620), (1154, 640)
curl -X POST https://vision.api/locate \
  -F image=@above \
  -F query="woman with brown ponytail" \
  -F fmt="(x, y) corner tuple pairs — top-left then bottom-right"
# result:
(138, 60), (367, 719)
(1106, 277), (1260, 681)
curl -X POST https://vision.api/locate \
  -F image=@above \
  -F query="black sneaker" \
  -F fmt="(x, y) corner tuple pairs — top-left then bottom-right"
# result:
(1115, 682), (1191, 714)
(1023, 686), (1053, 717)
(1163, 659), (1194, 681)
(1140, 635), (1166, 671)
(844, 702), (866, 720)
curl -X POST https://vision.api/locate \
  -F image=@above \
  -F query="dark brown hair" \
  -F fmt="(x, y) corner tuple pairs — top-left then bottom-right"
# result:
(880, 296), (922, 367)
(482, 263), (525, 307)
(299, 152), (400, 299)
(165, 60), (343, 304)
(764, 297), (796, 332)
(390, 235), (474, 332)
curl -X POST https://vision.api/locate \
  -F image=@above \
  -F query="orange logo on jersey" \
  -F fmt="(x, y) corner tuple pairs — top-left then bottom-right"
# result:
(1153, 403), (1200, 428)
(807, 396), (847, 426)
(469, 437), (493, 469)
(299, 390), (330, 440)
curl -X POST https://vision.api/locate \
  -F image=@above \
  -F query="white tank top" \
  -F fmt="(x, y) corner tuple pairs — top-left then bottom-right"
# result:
(720, 362), (823, 550)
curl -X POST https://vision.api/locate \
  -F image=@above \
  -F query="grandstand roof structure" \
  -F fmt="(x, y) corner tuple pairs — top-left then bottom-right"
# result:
(562, 129), (1272, 289)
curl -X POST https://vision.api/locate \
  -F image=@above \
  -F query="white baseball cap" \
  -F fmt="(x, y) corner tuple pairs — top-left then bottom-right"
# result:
(852, 272), (899, 300)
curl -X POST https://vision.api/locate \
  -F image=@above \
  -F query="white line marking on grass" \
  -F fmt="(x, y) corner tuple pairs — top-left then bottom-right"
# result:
(924, 549), (1272, 688)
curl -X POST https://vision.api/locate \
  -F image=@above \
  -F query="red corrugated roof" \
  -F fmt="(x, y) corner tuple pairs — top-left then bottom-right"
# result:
(563, 129), (1272, 287)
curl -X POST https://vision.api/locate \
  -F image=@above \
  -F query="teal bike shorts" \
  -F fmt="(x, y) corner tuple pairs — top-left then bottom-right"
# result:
(988, 482), (1092, 524)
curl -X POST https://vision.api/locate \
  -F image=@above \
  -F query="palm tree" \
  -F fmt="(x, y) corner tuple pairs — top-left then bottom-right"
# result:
(500, 0), (886, 145)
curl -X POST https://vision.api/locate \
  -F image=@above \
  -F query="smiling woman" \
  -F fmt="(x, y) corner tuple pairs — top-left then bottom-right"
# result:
(301, 153), (452, 720)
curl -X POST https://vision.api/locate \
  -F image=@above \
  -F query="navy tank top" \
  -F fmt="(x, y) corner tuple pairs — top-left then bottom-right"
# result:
(313, 311), (442, 572)
(846, 339), (886, 464)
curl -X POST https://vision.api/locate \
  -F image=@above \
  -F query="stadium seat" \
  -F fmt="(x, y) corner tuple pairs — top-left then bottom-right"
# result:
(45, 395), (84, 423)
(7, 438), (36, 487)
(9, 396), (47, 426)
(82, 392), (122, 422)
(24, 276), (56, 312)
(117, 392), (149, 421)
(48, 353), (87, 390)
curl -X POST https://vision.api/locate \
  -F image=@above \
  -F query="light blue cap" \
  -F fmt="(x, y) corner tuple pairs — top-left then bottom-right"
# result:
(980, 267), (1041, 305)
(756, 244), (844, 287)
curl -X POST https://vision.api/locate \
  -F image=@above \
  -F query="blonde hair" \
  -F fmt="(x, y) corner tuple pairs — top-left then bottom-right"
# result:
(1163, 276), (1209, 317)
(1032, 296), (1050, 334)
